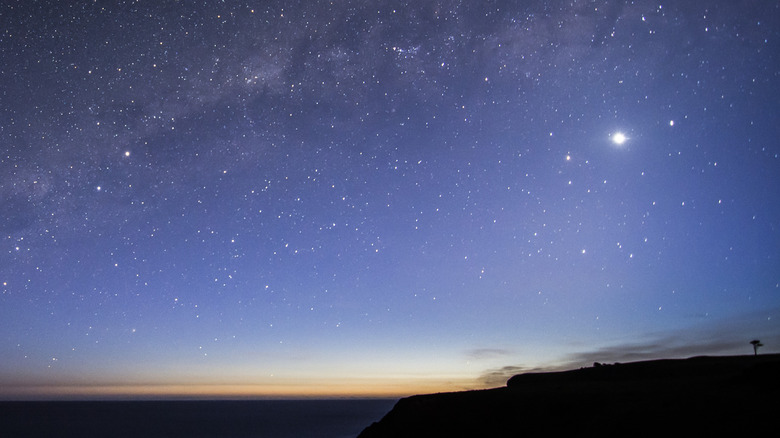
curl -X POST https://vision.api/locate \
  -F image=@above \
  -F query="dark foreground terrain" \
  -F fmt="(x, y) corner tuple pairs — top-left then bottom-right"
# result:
(359, 354), (780, 437)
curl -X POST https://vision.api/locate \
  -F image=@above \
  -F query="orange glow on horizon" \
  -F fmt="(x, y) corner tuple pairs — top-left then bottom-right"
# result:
(1, 377), (485, 400)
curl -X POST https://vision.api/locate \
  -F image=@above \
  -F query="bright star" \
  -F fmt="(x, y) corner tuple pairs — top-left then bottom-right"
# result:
(611, 132), (627, 145)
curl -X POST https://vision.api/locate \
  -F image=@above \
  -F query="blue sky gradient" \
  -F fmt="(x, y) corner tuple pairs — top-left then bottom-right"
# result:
(1, 0), (778, 399)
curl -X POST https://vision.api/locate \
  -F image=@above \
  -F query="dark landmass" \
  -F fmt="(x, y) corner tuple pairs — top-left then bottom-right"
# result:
(359, 354), (780, 437)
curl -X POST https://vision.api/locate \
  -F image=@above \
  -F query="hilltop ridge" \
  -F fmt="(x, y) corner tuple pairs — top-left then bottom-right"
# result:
(359, 354), (780, 437)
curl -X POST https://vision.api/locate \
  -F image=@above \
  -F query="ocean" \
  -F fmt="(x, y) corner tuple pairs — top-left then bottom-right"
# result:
(0, 399), (397, 438)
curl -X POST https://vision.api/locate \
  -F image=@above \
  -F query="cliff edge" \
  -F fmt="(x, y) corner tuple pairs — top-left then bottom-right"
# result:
(358, 354), (780, 437)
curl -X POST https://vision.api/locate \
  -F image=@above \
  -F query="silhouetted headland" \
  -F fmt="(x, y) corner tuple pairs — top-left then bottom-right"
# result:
(359, 354), (780, 437)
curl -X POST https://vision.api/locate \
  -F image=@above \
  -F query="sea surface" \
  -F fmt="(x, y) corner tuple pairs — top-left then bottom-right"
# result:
(0, 399), (397, 438)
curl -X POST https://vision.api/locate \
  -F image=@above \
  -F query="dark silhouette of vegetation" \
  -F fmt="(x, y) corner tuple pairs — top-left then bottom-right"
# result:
(750, 339), (763, 355)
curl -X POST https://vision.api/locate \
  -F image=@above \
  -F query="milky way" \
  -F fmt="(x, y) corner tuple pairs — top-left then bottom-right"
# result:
(1, 1), (778, 398)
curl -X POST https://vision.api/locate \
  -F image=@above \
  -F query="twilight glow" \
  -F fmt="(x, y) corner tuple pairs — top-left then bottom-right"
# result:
(1, 1), (779, 400)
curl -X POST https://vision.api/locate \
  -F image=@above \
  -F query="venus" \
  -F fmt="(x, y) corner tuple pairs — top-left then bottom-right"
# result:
(612, 132), (627, 145)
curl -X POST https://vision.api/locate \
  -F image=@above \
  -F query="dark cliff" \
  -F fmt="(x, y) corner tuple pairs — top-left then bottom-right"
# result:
(358, 354), (780, 437)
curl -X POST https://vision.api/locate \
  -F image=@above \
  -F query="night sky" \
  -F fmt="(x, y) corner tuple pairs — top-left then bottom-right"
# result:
(2, 1), (779, 399)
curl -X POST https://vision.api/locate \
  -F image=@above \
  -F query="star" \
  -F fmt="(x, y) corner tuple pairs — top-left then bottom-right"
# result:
(611, 132), (627, 145)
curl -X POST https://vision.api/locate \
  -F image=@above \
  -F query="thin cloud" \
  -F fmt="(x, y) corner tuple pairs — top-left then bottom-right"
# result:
(477, 308), (780, 387)
(479, 365), (533, 388)
(466, 348), (511, 360)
